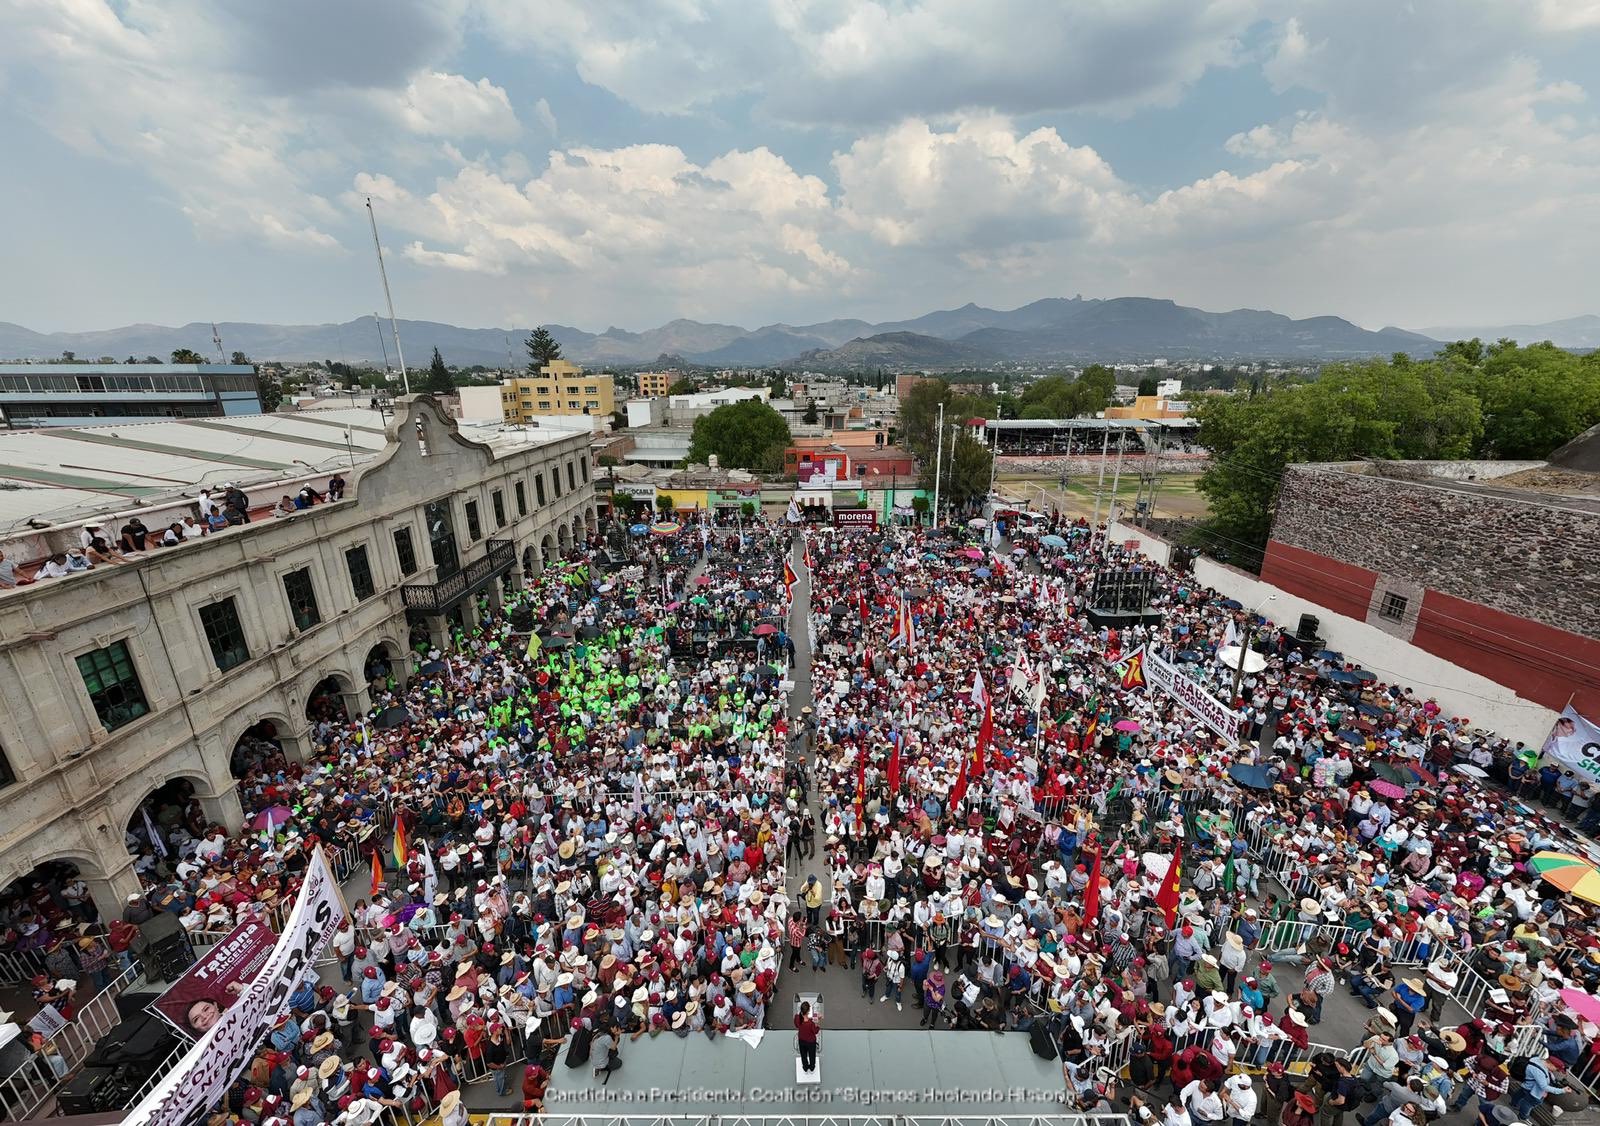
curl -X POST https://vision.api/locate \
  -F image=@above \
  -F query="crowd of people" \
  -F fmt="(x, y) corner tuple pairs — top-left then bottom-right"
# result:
(4, 503), (1599, 1126)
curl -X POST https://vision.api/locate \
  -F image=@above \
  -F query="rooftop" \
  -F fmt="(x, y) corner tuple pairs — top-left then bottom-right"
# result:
(0, 407), (578, 537)
(1295, 458), (1600, 517)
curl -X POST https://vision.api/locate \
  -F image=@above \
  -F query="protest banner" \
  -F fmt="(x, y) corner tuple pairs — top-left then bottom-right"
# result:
(149, 919), (276, 1040)
(1142, 644), (1245, 744)
(122, 848), (345, 1126)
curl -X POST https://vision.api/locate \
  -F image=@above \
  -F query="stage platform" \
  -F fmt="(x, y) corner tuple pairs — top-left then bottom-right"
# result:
(542, 1029), (1075, 1114)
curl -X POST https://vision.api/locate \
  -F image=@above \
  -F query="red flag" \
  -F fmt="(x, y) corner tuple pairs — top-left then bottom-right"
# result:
(887, 741), (902, 792)
(370, 848), (383, 896)
(949, 751), (969, 806)
(1082, 845), (1102, 933)
(974, 696), (992, 777)
(854, 747), (866, 818)
(783, 559), (798, 599)
(858, 591), (869, 625)
(1155, 851), (1182, 929)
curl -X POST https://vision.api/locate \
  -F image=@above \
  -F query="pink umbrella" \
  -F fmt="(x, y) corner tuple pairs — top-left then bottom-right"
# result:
(753, 624), (777, 636)
(1561, 988), (1600, 1025)
(962, 548), (984, 560)
(1368, 779), (1407, 800)
(694, 575), (711, 586)
(249, 805), (293, 832)
(1113, 719), (1142, 733)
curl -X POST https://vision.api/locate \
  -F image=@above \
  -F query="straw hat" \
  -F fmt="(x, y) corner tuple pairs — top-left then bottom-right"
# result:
(291, 1091), (312, 1110)
(311, 1031), (335, 1053)
(1441, 1030), (1468, 1052)
(317, 1055), (341, 1080)
(440, 1091), (461, 1116)
(1402, 977), (1426, 993)
(558, 839), (577, 860)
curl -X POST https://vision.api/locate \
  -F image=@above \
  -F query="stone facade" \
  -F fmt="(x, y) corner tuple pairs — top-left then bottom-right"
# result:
(1271, 463), (1600, 643)
(0, 397), (596, 917)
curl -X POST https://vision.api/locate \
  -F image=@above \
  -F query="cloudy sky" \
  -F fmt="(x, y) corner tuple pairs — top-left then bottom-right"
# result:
(2, 0), (1597, 334)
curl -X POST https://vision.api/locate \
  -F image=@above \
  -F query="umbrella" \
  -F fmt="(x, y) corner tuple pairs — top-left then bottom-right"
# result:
(694, 575), (711, 586)
(1356, 702), (1385, 718)
(974, 567), (992, 578)
(1371, 762), (1413, 785)
(1113, 719), (1141, 733)
(650, 521), (681, 536)
(1327, 669), (1362, 684)
(742, 589), (763, 601)
(1142, 852), (1176, 879)
(1217, 598), (1243, 610)
(829, 601), (848, 616)
(1367, 779), (1407, 800)
(962, 548), (984, 560)
(753, 624), (778, 636)
(417, 659), (447, 677)
(1217, 645), (1266, 674)
(875, 566), (894, 576)
(1455, 763), (1489, 779)
(1529, 853), (1600, 904)
(905, 586), (929, 599)
(1334, 727), (1366, 745)
(629, 523), (649, 536)
(541, 634), (572, 650)
(1349, 668), (1377, 683)
(968, 518), (988, 529)
(578, 625), (602, 640)
(1228, 764), (1273, 790)
(1176, 650), (1203, 663)
(249, 805), (294, 832)
(1040, 534), (1068, 549)
(374, 705), (412, 730)
(1313, 649), (1342, 663)
(1561, 988), (1600, 1025)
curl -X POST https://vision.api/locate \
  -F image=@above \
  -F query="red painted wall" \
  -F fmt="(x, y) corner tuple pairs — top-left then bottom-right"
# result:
(1415, 590), (1600, 716)
(1260, 540), (1378, 622)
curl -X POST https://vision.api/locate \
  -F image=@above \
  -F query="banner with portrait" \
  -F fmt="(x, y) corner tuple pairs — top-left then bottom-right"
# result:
(123, 848), (346, 1126)
(1542, 706), (1600, 783)
(149, 919), (276, 1040)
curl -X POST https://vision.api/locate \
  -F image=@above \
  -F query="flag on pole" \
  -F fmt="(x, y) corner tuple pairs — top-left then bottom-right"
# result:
(1031, 663), (1049, 710)
(858, 591), (869, 625)
(888, 599), (908, 649)
(974, 696), (992, 777)
(887, 738), (902, 793)
(1082, 846), (1102, 932)
(1118, 647), (1146, 690)
(1223, 853), (1236, 895)
(786, 496), (802, 524)
(392, 817), (408, 870)
(970, 669), (988, 709)
(1222, 617), (1239, 650)
(370, 848), (383, 896)
(854, 748), (866, 819)
(903, 598), (917, 651)
(525, 632), (543, 661)
(1011, 648), (1034, 695)
(783, 558), (799, 601)
(950, 750), (969, 806)
(803, 537), (813, 571)
(1155, 850), (1183, 928)
(143, 807), (168, 859)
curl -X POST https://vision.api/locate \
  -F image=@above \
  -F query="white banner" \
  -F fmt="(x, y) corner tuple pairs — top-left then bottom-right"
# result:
(1143, 644), (1245, 745)
(123, 849), (346, 1126)
(1542, 706), (1600, 783)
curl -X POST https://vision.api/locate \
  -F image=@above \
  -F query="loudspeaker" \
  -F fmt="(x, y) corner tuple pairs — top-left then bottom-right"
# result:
(139, 913), (195, 981)
(509, 604), (535, 632)
(1295, 613), (1320, 640)
(85, 1013), (178, 1068)
(116, 990), (164, 1020)
(55, 1066), (118, 1115)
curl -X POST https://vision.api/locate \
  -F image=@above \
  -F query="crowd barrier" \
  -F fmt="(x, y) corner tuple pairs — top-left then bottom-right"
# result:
(0, 960), (141, 1122)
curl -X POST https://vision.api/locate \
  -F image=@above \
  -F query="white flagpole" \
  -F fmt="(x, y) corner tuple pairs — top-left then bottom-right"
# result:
(365, 197), (410, 395)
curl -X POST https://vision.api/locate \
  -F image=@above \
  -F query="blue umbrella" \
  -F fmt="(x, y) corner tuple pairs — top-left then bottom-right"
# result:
(1327, 669), (1361, 684)
(875, 566), (894, 576)
(1356, 702), (1384, 718)
(743, 589), (763, 600)
(1228, 764), (1273, 790)
(1177, 650), (1203, 662)
(1218, 598), (1243, 610)
(1313, 649), (1342, 662)
(1335, 727), (1365, 744)
(1349, 668), (1377, 683)
(629, 523), (649, 536)
(974, 567), (992, 578)
(1041, 534), (1068, 548)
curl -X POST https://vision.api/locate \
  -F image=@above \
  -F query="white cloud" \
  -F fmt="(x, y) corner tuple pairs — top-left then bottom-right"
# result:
(477, 0), (1264, 124)
(398, 72), (519, 139)
(532, 97), (558, 137)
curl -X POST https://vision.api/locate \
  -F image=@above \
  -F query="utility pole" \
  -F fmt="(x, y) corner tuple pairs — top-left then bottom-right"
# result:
(1107, 425), (1125, 525)
(1230, 594), (1276, 702)
(1091, 426), (1110, 527)
(365, 197), (410, 395)
(931, 401), (945, 527)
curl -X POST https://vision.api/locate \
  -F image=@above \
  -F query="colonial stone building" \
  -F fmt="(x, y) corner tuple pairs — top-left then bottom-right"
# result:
(1261, 459), (1600, 716)
(0, 396), (596, 917)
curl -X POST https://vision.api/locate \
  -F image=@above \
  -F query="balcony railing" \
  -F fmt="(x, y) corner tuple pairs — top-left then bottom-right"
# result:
(401, 537), (514, 611)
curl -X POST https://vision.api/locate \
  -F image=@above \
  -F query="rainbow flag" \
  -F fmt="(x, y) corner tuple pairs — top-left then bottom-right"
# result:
(392, 818), (408, 870)
(370, 848), (383, 896)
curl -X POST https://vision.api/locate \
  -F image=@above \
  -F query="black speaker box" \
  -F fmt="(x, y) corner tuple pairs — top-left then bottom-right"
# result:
(55, 1066), (118, 1115)
(116, 990), (165, 1020)
(84, 1012), (178, 1068)
(1296, 613), (1320, 640)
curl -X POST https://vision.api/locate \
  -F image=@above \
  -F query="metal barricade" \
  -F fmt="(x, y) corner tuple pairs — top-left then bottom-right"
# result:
(0, 959), (143, 1121)
(0, 947), (47, 988)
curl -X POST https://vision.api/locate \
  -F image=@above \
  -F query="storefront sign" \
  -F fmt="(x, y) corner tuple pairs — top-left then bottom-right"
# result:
(833, 508), (878, 529)
(615, 484), (657, 503)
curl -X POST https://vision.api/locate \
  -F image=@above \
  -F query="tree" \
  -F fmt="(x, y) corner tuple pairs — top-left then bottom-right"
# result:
(803, 400), (820, 425)
(524, 327), (562, 372)
(171, 348), (205, 364)
(666, 378), (697, 396)
(424, 347), (455, 394)
(258, 377), (284, 413)
(899, 380), (953, 463)
(230, 351), (251, 366)
(60, 350), (76, 362)
(687, 400), (792, 473)
(767, 369), (787, 398)
(125, 356), (137, 365)
(1137, 376), (1158, 397)
(656, 494), (675, 515)
(921, 428), (993, 511)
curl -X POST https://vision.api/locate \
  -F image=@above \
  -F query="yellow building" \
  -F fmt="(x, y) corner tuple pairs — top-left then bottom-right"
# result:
(500, 360), (615, 423)
(1103, 395), (1188, 420)
(635, 371), (673, 397)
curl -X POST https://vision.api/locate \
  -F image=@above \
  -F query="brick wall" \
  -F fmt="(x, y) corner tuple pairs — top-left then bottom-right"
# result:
(1271, 464), (1600, 643)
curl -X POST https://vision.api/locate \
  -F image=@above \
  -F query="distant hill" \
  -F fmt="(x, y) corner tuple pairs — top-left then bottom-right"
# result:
(1417, 314), (1600, 350)
(0, 295), (1463, 370)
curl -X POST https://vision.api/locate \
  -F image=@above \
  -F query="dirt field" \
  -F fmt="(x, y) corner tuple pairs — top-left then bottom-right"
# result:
(994, 471), (1209, 521)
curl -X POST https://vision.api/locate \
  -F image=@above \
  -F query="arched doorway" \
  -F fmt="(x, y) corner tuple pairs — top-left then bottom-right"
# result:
(557, 524), (570, 554)
(540, 533), (555, 567)
(571, 513), (585, 544)
(305, 673), (351, 724)
(125, 777), (208, 884)
(230, 719), (285, 780)
(0, 859), (105, 936)
(363, 641), (405, 697)
(585, 506), (597, 534)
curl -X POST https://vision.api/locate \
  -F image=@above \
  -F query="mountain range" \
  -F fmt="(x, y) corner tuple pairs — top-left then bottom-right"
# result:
(0, 298), (1591, 371)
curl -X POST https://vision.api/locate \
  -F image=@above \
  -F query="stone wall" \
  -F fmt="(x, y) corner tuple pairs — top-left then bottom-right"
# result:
(1272, 464), (1600, 642)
